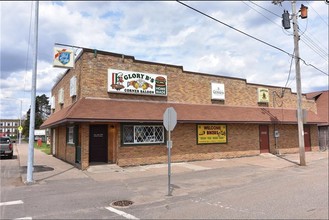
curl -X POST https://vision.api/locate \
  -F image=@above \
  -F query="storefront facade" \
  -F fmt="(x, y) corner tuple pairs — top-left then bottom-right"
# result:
(41, 48), (322, 170)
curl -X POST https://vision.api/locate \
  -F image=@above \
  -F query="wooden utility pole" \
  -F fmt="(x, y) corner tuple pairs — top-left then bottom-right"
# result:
(291, 0), (306, 166)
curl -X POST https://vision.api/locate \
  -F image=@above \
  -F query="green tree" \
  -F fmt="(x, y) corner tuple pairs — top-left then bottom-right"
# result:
(23, 94), (51, 137)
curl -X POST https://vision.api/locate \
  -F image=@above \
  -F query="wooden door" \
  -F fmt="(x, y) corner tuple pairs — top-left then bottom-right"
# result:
(259, 125), (270, 153)
(89, 125), (108, 162)
(304, 125), (311, 152)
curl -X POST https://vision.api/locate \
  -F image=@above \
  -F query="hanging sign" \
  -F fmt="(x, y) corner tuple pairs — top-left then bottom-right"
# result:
(197, 124), (227, 144)
(108, 69), (167, 96)
(53, 47), (75, 69)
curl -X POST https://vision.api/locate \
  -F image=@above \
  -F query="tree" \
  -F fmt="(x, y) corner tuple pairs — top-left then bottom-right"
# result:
(23, 94), (51, 137)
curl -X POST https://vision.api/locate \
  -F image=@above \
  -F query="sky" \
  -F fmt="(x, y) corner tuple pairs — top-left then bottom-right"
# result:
(1, 1), (328, 120)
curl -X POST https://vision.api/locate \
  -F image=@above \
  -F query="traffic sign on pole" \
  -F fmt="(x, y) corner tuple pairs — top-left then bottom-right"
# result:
(163, 107), (177, 131)
(163, 107), (177, 196)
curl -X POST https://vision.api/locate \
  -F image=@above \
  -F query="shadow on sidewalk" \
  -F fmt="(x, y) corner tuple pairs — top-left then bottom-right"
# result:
(20, 165), (54, 173)
(275, 155), (300, 166)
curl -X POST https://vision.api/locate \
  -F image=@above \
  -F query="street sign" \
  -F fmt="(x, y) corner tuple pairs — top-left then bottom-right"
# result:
(163, 107), (177, 131)
(163, 107), (177, 196)
(18, 126), (23, 132)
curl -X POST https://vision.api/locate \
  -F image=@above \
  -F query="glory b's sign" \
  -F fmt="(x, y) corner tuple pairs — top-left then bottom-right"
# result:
(108, 69), (167, 96)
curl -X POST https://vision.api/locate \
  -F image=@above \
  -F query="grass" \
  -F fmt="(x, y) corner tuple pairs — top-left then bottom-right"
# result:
(34, 142), (51, 155)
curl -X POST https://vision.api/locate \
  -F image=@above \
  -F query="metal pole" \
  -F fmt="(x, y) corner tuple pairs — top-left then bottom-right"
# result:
(27, 1), (39, 183)
(167, 131), (172, 196)
(291, 0), (306, 166)
(19, 100), (22, 145)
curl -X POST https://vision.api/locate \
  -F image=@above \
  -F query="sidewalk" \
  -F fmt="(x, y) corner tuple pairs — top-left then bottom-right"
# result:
(16, 143), (89, 184)
(15, 142), (328, 184)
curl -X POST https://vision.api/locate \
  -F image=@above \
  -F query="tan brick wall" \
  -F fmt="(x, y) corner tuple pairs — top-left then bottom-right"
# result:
(310, 125), (319, 150)
(81, 123), (89, 170)
(56, 121), (319, 168)
(116, 123), (319, 167)
(51, 51), (317, 113)
(57, 126), (66, 160)
(117, 123), (260, 166)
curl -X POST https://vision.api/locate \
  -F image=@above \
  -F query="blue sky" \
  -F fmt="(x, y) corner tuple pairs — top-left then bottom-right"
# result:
(1, 1), (328, 119)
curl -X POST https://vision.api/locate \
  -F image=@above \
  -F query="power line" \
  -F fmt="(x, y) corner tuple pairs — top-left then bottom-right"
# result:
(242, 1), (292, 36)
(242, 1), (282, 29)
(176, 0), (328, 77)
(24, 2), (33, 100)
(248, 1), (281, 18)
(300, 37), (329, 62)
(177, 1), (291, 56)
(306, 0), (329, 27)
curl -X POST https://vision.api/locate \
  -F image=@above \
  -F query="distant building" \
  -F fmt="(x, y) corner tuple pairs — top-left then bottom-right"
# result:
(0, 119), (21, 137)
(306, 91), (329, 151)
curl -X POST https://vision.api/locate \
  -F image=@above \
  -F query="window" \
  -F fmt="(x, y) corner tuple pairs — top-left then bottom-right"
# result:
(66, 125), (78, 145)
(122, 124), (165, 145)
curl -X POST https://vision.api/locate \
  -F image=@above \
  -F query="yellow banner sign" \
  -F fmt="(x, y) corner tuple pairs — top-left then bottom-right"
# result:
(197, 124), (227, 144)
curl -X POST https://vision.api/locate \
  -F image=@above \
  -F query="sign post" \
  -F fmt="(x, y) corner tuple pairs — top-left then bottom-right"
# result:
(18, 126), (23, 145)
(163, 107), (177, 196)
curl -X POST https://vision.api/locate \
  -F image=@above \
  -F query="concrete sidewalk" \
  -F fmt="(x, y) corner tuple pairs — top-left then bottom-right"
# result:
(16, 143), (89, 184)
(15, 142), (328, 184)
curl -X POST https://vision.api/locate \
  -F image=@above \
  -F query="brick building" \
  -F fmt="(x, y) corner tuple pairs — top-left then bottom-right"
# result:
(41, 47), (324, 170)
(0, 119), (20, 137)
(306, 90), (329, 151)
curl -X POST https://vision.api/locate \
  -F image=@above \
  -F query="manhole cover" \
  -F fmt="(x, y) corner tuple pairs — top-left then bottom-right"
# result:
(111, 200), (133, 207)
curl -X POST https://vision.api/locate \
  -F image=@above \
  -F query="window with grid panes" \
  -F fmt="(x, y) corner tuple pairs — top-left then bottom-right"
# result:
(122, 124), (165, 145)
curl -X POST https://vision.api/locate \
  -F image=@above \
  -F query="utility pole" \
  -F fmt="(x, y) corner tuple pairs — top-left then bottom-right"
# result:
(19, 99), (22, 145)
(291, 0), (306, 166)
(274, 0), (306, 165)
(27, 1), (39, 184)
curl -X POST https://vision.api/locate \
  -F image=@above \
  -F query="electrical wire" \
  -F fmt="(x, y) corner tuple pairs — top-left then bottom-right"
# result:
(242, 1), (284, 30)
(176, 0), (329, 77)
(24, 2), (33, 90)
(300, 38), (329, 62)
(306, 0), (329, 27)
(299, 29), (329, 58)
(242, 1), (293, 36)
(248, 1), (281, 18)
(284, 51), (295, 89)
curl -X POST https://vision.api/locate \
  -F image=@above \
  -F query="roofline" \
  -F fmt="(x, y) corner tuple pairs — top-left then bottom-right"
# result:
(51, 44), (303, 94)
(40, 117), (319, 129)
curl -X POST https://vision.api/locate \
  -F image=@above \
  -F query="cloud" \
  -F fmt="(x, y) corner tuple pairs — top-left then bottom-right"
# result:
(0, 1), (328, 119)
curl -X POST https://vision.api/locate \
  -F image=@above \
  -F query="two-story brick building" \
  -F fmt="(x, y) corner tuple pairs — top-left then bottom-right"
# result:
(41, 47), (323, 170)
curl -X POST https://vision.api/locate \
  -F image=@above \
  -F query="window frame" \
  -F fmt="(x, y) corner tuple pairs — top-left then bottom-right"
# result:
(66, 125), (79, 146)
(121, 123), (166, 146)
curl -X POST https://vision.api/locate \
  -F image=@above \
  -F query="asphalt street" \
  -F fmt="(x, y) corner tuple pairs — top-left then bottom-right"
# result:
(0, 143), (328, 219)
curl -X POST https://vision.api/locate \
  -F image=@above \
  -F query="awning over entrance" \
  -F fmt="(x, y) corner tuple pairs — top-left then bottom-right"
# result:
(41, 97), (323, 128)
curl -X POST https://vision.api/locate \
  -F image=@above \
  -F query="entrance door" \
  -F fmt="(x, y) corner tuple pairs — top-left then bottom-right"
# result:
(259, 125), (270, 153)
(304, 125), (311, 152)
(89, 125), (108, 162)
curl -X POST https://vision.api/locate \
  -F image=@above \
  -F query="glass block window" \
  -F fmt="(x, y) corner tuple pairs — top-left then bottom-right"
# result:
(122, 124), (165, 145)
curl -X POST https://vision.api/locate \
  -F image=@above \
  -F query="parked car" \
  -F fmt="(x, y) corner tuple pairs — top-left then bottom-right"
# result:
(0, 137), (13, 159)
